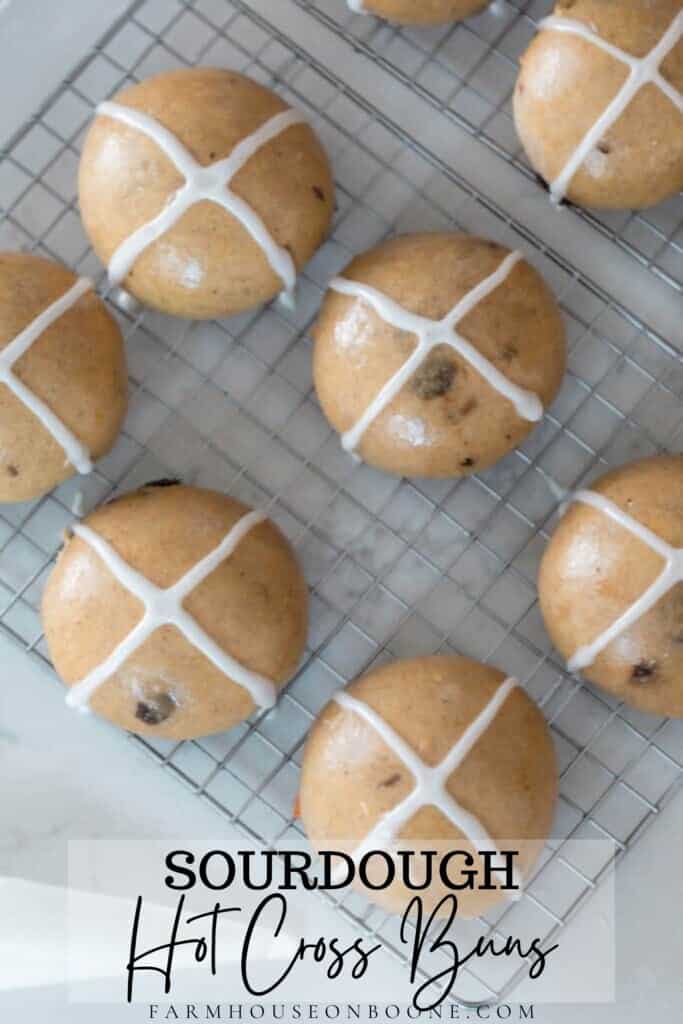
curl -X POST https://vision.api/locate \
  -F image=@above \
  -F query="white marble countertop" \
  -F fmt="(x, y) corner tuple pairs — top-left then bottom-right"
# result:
(0, 2), (682, 1020)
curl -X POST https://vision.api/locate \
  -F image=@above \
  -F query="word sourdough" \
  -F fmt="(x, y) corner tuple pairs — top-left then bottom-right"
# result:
(0, 277), (94, 474)
(66, 509), (277, 711)
(98, 101), (307, 302)
(566, 490), (683, 673)
(330, 250), (543, 454)
(332, 678), (523, 889)
(539, 13), (683, 204)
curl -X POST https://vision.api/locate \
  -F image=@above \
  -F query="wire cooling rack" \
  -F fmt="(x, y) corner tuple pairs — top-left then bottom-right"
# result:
(1, 0), (682, 1006)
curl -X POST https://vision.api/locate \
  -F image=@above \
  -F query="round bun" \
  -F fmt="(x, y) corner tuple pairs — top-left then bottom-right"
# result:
(313, 233), (565, 479)
(514, 0), (683, 210)
(299, 655), (557, 918)
(42, 484), (309, 739)
(0, 252), (127, 503)
(79, 68), (335, 319)
(539, 455), (683, 717)
(354, 0), (488, 25)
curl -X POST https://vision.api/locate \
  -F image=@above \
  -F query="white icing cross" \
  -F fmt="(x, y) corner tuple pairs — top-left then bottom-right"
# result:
(539, 13), (683, 205)
(330, 250), (543, 454)
(65, 509), (278, 713)
(333, 677), (523, 889)
(98, 101), (307, 302)
(0, 277), (94, 475)
(565, 490), (683, 673)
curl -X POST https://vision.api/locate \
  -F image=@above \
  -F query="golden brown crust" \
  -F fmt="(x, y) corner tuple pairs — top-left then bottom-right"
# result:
(300, 655), (557, 917)
(42, 484), (309, 739)
(313, 233), (566, 479)
(539, 455), (683, 716)
(0, 252), (127, 502)
(514, 0), (683, 209)
(79, 68), (335, 319)
(362, 0), (488, 24)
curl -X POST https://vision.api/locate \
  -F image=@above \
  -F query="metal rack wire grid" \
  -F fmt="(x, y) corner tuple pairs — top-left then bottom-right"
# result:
(0, 0), (682, 1007)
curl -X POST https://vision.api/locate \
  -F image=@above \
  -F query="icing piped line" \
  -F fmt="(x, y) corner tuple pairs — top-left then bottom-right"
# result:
(332, 677), (523, 890)
(65, 509), (278, 711)
(564, 489), (683, 673)
(0, 277), (94, 474)
(330, 250), (543, 454)
(97, 101), (308, 303)
(538, 13), (683, 205)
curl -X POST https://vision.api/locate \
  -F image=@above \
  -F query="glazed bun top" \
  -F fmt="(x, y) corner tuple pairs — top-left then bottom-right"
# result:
(0, 251), (127, 503)
(514, 0), (683, 209)
(313, 233), (566, 479)
(79, 67), (335, 319)
(300, 655), (558, 917)
(539, 455), (683, 717)
(42, 484), (309, 740)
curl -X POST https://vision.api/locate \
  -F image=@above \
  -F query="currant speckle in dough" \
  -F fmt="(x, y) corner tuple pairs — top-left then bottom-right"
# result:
(347, 0), (489, 24)
(79, 67), (335, 319)
(299, 655), (558, 918)
(313, 233), (566, 479)
(514, 0), (683, 210)
(42, 483), (309, 740)
(0, 252), (127, 503)
(539, 455), (683, 717)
